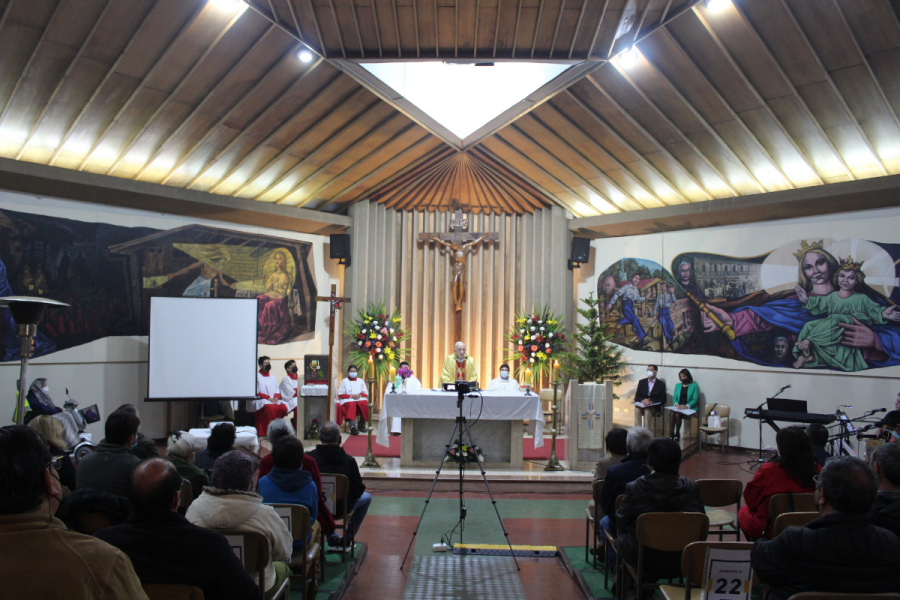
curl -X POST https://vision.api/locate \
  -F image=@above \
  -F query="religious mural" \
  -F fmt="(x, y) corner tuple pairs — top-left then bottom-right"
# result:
(596, 239), (900, 372)
(0, 208), (317, 362)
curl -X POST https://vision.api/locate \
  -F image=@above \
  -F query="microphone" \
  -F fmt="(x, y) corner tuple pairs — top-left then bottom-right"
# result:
(874, 408), (887, 413)
(782, 385), (791, 390)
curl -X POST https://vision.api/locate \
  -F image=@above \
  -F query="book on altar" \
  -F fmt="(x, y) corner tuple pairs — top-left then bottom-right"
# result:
(633, 401), (661, 409)
(664, 406), (696, 416)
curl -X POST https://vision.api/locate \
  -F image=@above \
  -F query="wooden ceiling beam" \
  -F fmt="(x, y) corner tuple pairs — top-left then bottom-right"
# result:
(0, 0), (65, 128)
(728, 1), (856, 180)
(568, 0), (588, 59)
(105, 9), (246, 176)
(493, 0), (502, 57)
(580, 76), (714, 199)
(245, 0), (322, 55)
(370, 0), (384, 57)
(47, 0), (163, 167)
(689, 9), (822, 185)
(512, 0), (524, 57)
(587, 0), (610, 60)
(777, 0), (887, 175)
(305, 0), (328, 58)
(530, 0), (546, 59)
(413, 0), (420, 57)
(134, 24), (279, 181)
(326, 0), (347, 58)
(474, 0), (481, 57)
(15, 0), (114, 160)
(548, 0), (565, 58)
(0, 0), (16, 33)
(469, 147), (550, 209)
(605, 1), (631, 60)
(391, 0), (402, 57)
(348, 143), (451, 200)
(454, 0), (459, 57)
(435, 0), (440, 57)
(470, 158), (526, 213)
(484, 165), (543, 212)
(658, 0), (674, 24)
(283, 0), (308, 50)
(389, 159), (454, 210)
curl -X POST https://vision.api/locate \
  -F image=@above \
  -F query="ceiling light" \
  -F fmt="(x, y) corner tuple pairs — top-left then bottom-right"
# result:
(298, 49), (314, 63)
(619, 48), (640, 68)
(706, 0), (732, 12)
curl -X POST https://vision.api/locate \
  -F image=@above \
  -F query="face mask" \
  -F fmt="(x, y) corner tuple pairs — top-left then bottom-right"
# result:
(349, 372), (357, 380)
(647, 370), (655, 378)
(42, 387), (49, 394)
(131, 438), (138, 450)
(291, 366), (298, 374)
(892, 430), (900, 441)
(500, 371), (509, 379)
(262, 364), (271, 372)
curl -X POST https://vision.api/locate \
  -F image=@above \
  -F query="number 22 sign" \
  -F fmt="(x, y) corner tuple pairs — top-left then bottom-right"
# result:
(701, 548), (754, 600)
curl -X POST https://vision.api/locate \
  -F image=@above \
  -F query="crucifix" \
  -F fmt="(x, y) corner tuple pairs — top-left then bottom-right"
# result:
(316, 284), (350, 423)
(419, 204), (499, 340)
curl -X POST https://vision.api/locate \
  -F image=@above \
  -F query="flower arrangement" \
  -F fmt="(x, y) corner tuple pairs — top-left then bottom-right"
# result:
(504, 306), (569, 382)
(345, 302), (411, 379)
(444, 442), (484, 464)
(398, 365), (414, 380)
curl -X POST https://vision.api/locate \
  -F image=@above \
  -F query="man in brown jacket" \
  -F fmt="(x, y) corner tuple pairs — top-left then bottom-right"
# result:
(0, 425), (148, 600)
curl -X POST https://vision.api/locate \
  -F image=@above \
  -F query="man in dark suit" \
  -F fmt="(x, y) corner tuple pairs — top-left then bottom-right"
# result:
(634, 364), (666, 433)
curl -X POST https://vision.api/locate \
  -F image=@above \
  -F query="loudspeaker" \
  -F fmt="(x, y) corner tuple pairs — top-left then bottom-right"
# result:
(571, 237), (590, 263)
(330, 234), (351, 266)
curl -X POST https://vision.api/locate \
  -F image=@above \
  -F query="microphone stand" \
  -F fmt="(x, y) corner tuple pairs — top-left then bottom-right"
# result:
(748, 385), (789, 469)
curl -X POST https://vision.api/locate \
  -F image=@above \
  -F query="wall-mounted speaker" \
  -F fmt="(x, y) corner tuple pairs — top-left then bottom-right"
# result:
(330, 233), (351, 267)
(569, 237), (590, 270)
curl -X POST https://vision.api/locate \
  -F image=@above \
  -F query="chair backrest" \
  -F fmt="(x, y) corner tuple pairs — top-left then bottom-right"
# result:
(266, 503), (312, 542)
(681, 541), (757, 586)
(142, 583), (204, 600)
(320, 473), (350, 519)
(786, 594), (900, 600)
(772, 512), (819, 538)
(697, 479), (743, 508)
(769, 493), (817, 523)
(705, 403), (731, 419)
(178, 478), (194, 516)
(591, 480), (605, 519)
(218, 530), (270, 593)
(615, 493), (625, 514)
(76, 511), (113, 534)
(636, 512), (710, 553)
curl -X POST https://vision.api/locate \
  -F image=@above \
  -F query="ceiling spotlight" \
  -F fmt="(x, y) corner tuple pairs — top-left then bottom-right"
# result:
(705, 0), (732, 12)
(298, 49), (314, 63)
(619, 47), (640, 68)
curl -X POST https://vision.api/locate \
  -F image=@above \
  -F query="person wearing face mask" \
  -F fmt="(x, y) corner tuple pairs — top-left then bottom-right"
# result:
(0, 426), (148, 600)
(23, 377), (62, 422)
(279, 359), (300, 414)
(249, 355), (289, 438)
(336, 365), (369, 436)
(633, 365), (666, 434)
(669, 368), (699, 441)
(384, 361), (421, 435)
(75, 409), (142, 499)
(101, 404), (159, 460)
(487, 364), (521, 392)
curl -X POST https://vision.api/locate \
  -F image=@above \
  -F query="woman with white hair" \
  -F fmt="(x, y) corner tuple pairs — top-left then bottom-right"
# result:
(166, 431), (209, 499)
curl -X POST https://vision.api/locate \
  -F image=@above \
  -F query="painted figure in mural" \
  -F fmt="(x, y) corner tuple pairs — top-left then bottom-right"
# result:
(793, 257), (900, 371)
(607, 273), (652, 346)
(654, 282), (677, 350)
(256, 250), (293, 344)
(676, 260), (726, 354)
(773, 336), (791, 365)
(0, 255), (56, 362)
(599, 274), (617, 319)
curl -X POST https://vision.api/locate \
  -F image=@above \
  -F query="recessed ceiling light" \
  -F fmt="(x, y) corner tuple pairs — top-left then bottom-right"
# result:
(298, 49), (314, 63)
(706, 0), (732, 12)
(619, 48), (640, 68)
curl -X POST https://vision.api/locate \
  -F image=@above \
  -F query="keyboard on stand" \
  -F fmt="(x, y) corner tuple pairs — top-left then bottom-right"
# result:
(745, 407), (836, 431)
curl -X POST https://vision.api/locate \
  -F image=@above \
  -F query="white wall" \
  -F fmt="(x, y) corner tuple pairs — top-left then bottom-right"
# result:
(575, 205), (900, 451)
(0, 190), (342, 438)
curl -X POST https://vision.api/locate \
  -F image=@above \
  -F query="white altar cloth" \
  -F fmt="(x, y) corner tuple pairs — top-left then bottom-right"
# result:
(376, 390), (544, 448)
(188, 425), (260, 455)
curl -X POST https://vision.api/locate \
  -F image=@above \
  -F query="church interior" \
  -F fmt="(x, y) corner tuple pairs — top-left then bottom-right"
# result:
(3, 0), (900, 599)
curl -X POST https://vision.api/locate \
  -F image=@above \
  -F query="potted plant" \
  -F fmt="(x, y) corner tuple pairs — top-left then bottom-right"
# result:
(564, 292), (624, 387)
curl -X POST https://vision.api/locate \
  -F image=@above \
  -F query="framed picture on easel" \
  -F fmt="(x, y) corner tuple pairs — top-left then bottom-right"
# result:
(304, 354), (329, 383)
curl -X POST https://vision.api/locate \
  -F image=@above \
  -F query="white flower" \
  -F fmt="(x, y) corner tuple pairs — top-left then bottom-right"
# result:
(361, 328), (367, 334)
(376, 334), (382, 340)
(530, 326), (536, 332)
(389, 328), (394, 334)
(549, 333), (554, 338)
(531, 352), (536, 357)
(538, 320), (543, 324)
(357, 341), (362, 346)
(520, 329), (525, 334)
(527, 319), (532, 324)
(372, 321), (379, 327)
(540, 326), (545, 331)
(378, 354), (384, 359)
(545, 343), (550, 348)
(393, 336), (398, 342)
(529, 357), (535, 363)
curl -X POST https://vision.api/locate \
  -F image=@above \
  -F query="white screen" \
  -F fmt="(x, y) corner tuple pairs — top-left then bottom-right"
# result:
(148, 297), (258, 400)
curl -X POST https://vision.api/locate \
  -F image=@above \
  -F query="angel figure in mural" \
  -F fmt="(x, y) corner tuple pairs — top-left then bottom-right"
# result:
(792, 257), (900, 371)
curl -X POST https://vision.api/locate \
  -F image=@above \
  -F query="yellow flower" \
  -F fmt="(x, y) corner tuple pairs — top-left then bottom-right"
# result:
(393, 317), (401, 323)
(537, 351), (547, 360)
(524, 335), (530, 341)
(369, 333), (377, 339)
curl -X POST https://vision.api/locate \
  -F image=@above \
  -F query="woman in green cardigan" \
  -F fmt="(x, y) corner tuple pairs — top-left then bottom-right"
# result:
(669, 368), (699, 441)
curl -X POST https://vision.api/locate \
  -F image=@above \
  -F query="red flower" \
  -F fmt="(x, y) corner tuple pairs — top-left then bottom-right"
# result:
(365, 341), (371, 348)
(546, 348), (552, 354)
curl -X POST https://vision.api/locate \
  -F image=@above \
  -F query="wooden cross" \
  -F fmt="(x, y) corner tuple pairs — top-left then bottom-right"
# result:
(316, 284), (350, 421)
(419, 206), (499, 340)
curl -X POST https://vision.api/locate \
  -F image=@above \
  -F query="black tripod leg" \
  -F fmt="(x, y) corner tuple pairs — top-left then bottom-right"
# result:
(460, 418), (520, 571)
(399, 418), (461, 571)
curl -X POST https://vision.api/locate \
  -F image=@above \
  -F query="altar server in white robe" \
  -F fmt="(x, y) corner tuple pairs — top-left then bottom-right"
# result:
(487, 364), (522, 392)
(383, 361), (421, 435)
(336, 365), (369, 435)
(279, 359), (299, 413)
(249, 356), (289, 437)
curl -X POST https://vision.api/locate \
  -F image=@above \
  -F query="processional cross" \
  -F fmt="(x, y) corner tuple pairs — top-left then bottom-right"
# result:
(316, 284), (350, 421)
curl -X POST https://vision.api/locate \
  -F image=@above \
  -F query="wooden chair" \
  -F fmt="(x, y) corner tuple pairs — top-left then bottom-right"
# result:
(772, 511), (819, 538)
(177, 478), (194, 517)
(659, 541), (758, 600)
(697, 479), (743, 540)
(75, 511), (113, 534)
(321, 473), (356, 562)
(585, 479), (605, 567)
(699, 404), (730, 454)
(787, 595), (900, 600)
(265, 503), (321, 600)
(142, 584), (204, 600)
(621, 512), (710, 600)
(602, 494), (625, 592)
(767, 493), (816, 539)
(218, 530), (290, 600)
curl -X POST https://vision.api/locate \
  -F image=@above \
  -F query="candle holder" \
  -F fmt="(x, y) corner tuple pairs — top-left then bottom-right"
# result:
(544, 377), (565, 471)
(360, 373), (381, 468)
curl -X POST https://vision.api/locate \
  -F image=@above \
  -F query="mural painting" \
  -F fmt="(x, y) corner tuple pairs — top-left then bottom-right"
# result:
(597, 239), (900, 372)
(0, 209), (317, 362)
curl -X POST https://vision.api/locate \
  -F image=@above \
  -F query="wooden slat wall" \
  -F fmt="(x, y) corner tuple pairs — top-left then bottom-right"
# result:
(344, 200), (572, 398)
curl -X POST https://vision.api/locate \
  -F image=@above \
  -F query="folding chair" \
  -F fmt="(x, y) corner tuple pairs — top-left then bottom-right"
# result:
(321, 473), (356, 562)
(142, 584), (204, 600)
(218, 529), (290, 600)
(585, 479), (605, 566)
(265, 503), (321, 600)
(659, 541), (757, 600)
(772, 512), (818, 538)
(178, 478), (194, 517)
(603, 494), (625, 592)
(699, 404), (730, 454)
(697, 479), (743, 540)
(766, 493), (816, 539)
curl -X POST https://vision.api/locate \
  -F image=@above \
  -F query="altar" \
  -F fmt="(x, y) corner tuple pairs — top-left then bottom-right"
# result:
(376, 390), (545, 469)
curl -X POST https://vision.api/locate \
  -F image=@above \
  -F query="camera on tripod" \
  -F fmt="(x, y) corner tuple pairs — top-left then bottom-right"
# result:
(455, 380), (472, 395)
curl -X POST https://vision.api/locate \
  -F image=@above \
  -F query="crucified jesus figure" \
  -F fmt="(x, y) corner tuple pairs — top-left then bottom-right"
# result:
(430, 233), (489, 311)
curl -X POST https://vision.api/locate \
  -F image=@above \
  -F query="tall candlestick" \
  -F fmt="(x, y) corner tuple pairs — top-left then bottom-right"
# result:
(367, 354), (374, 379)
(389, 365), (397, 380)
(553, 360), (559, 382)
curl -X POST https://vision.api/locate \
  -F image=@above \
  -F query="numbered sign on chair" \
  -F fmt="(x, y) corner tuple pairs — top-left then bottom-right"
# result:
(274, 507), (293, 532)
(701, 548), (754, 600)
(320, 475), (337, 515)
(224, 535), (245, 565)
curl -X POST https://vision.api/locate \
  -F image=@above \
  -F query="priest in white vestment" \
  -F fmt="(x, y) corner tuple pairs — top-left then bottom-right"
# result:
(279, 359), (299, 413)
(336, 365), (369, 435)
(486, 364), (522, 392)
(383, 361), (421, 435)
(249, 356), (289, 436)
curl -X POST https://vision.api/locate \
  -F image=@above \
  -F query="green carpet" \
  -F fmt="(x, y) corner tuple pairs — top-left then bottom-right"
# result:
(368, 496), (588, 519)
(288, 543), (363, 600)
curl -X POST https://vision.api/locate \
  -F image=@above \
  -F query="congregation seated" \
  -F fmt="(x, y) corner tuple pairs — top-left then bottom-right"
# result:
(308, 421), (371, 550)
(259, 437), (319, 547)
(599, 427), (653, 540)
(870, 443), (900, 537)
(587, 428), (627, 516)
(0, 425), (146, 599)
(194, 421), (236, 472)
(76, 409), (142, 498)
(28, 414), (77, 491)
(260, 419), (335, 537)
(739, 426), (819, 539)
(96, 458), (260, 600)
(806, 423), (832, 468)
(165, 431), (209, 499)
(752, 455), (900, 599)
(101, 404), (159, 460)
(186, 450), (292, 598)
(615, 438), (705, 578)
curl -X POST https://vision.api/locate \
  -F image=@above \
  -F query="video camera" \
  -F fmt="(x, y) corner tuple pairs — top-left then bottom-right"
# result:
(455, 380), (472, 395)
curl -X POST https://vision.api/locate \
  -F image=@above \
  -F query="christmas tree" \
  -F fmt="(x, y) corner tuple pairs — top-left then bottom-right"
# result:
(565, 292), (624, 385)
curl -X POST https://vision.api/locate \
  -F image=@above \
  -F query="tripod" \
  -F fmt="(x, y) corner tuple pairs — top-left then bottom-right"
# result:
(400, 388), (519, 571)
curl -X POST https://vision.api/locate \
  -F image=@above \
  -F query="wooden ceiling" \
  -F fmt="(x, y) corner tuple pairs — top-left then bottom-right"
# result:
(0, 0), (899, 219)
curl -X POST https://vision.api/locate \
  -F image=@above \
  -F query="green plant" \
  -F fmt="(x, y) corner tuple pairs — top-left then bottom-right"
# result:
(564, 292), (624, 386)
